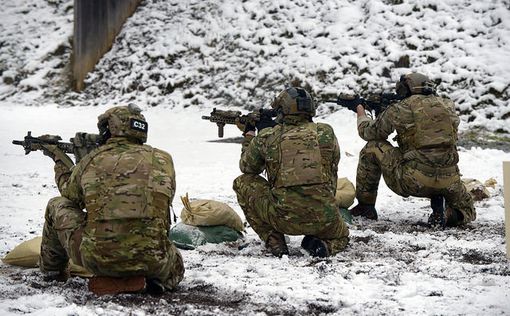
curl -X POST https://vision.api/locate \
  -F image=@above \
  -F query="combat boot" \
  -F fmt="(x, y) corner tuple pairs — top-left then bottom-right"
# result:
(146, 278), (166, 295)
(444, 205), (464, 227)
(42, 269), (70, 282)
(265, 232), (289, 258)
(428, 195), (446, 228)
(41, 262), (70, 282)
(301, 235), (330, 258)
(349, 203), (378, 220)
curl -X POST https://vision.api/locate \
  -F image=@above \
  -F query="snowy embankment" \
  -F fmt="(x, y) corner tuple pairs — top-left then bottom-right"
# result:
(1, 0), (509, 132)
(0, 104), (509, 315)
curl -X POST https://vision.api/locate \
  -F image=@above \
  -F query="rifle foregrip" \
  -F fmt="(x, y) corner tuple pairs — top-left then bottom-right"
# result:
(217, 122), (226, 138)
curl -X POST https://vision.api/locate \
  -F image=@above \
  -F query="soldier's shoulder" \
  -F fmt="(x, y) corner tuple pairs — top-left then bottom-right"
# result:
(315, 122), (338, 143)
(316, 122), (335, 134)
(400, 95), (421, 105)
(149, 146), (174, 170)
(437, 94), (455, 106)
(257, 125), (279, 138)
(316, 121), (333, 129)
(394, 95), (426, 110)
(148, 145), (172, 158)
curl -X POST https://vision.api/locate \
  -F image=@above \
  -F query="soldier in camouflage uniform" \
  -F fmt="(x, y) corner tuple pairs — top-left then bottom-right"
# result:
(39, 105), (184, 293)
(233, 87), (349, 258)
(350, 73), (476, 227)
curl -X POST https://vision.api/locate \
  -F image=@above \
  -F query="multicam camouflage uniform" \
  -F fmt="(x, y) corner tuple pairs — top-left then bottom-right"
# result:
(356, 94), (476, 224)
(40, 108), (184, 290)
(233, 115), (349, 255)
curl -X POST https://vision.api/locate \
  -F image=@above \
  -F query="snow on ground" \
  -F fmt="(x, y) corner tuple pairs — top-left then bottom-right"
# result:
(0, 104), (509, 315)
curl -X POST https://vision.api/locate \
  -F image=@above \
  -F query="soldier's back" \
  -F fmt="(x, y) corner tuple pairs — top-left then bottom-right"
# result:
(79, 138), (176, 276)
(394, 95), (460, 167)
(261, 121), (339, 224)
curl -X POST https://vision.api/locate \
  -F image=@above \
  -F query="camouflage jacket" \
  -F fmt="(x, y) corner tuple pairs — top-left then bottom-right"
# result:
(55, 137), (176, 274)
(240, 115), (340, 220)
(357, 94), (460, 167)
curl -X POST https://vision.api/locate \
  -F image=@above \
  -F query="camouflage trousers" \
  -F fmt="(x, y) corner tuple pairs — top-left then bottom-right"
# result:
(40, 197), (184, 289)
(356, 141), (476, 224)
(233, 174), (349, 255)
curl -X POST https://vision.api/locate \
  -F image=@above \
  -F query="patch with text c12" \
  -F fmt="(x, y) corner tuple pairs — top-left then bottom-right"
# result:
(130, 118), (148, 133)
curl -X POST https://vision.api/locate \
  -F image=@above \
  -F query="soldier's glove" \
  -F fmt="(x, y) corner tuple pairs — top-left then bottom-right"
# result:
(243, 121), (256, 136)
(40, 144), (61, 162)
(41, 144), (74, 169)
(41, 145), (58, 161)
(235, 118), (246, 132)
(339, 94), (363, 112)
(235, 118), (256, 136)
(255, 111), (277, 132)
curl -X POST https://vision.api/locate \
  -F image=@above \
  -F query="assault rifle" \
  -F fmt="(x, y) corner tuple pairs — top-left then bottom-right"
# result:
(325, 92), (403, 117)
(13, 131), (103, 168)
(202, 108), (278, 138)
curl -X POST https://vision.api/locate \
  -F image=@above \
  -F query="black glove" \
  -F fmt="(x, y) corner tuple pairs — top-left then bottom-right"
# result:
(243, 121), (256, 135)
(255, 110), (277, 132)
(339, 94), (363, 112)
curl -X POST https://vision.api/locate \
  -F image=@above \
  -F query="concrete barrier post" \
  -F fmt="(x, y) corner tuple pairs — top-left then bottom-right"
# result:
(73, 0), (141, 91)
(504, 162), (510, 259)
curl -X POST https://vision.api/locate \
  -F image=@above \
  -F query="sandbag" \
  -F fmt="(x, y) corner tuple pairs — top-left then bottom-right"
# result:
(169, 223), (243, 250)
(339, 208), (353, 225)
(335, 178), (356, 208)
(462, 178), (491, 201)
(2, 237), (43, 268)
(180, 194), (244, 232)
(1, 236), (93, 277)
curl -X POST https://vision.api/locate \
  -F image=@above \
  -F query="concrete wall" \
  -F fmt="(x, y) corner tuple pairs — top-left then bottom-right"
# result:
(504, 162), (510, 259)
(73, 0), (141, 91)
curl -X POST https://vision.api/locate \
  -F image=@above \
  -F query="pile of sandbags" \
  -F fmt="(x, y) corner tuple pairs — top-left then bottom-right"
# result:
(169, 194), (245, 249)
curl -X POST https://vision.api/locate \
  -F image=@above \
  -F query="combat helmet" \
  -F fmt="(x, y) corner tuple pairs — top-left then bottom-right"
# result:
(271, 86), (315, 117)
(97, 104), (148, 144)
(396, 73), (436, 98)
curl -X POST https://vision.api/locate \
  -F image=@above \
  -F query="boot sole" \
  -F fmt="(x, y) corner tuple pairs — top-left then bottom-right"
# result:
(301, 236), (329, 258)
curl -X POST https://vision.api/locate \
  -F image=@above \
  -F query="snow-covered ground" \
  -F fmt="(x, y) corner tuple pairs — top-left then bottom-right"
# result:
(1, 0), (510, 315)
(0, 104), (509, 315)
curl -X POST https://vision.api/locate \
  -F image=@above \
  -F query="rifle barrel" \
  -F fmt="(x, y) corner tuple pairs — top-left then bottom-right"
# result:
(12, 140), (23, 145)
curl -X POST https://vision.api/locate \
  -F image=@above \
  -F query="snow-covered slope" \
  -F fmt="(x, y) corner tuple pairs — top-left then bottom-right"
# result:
(1, 0), (509, 132)
(0, 0), (73, 101)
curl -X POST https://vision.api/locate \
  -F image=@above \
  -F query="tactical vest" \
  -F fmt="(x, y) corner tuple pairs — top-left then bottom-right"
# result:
(79, 141), (174, 225)
(398, 96), (456, 152)
(272, 123), (329, 188)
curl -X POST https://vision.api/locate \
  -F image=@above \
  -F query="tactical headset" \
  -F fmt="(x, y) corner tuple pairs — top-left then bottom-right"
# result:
(272, 87), (315, 116)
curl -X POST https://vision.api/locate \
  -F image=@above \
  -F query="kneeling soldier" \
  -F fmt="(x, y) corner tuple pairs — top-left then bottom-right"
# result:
(40, 105), (184, 294)
(233, 87), (349, 258)
(350, 73), (476, 227)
